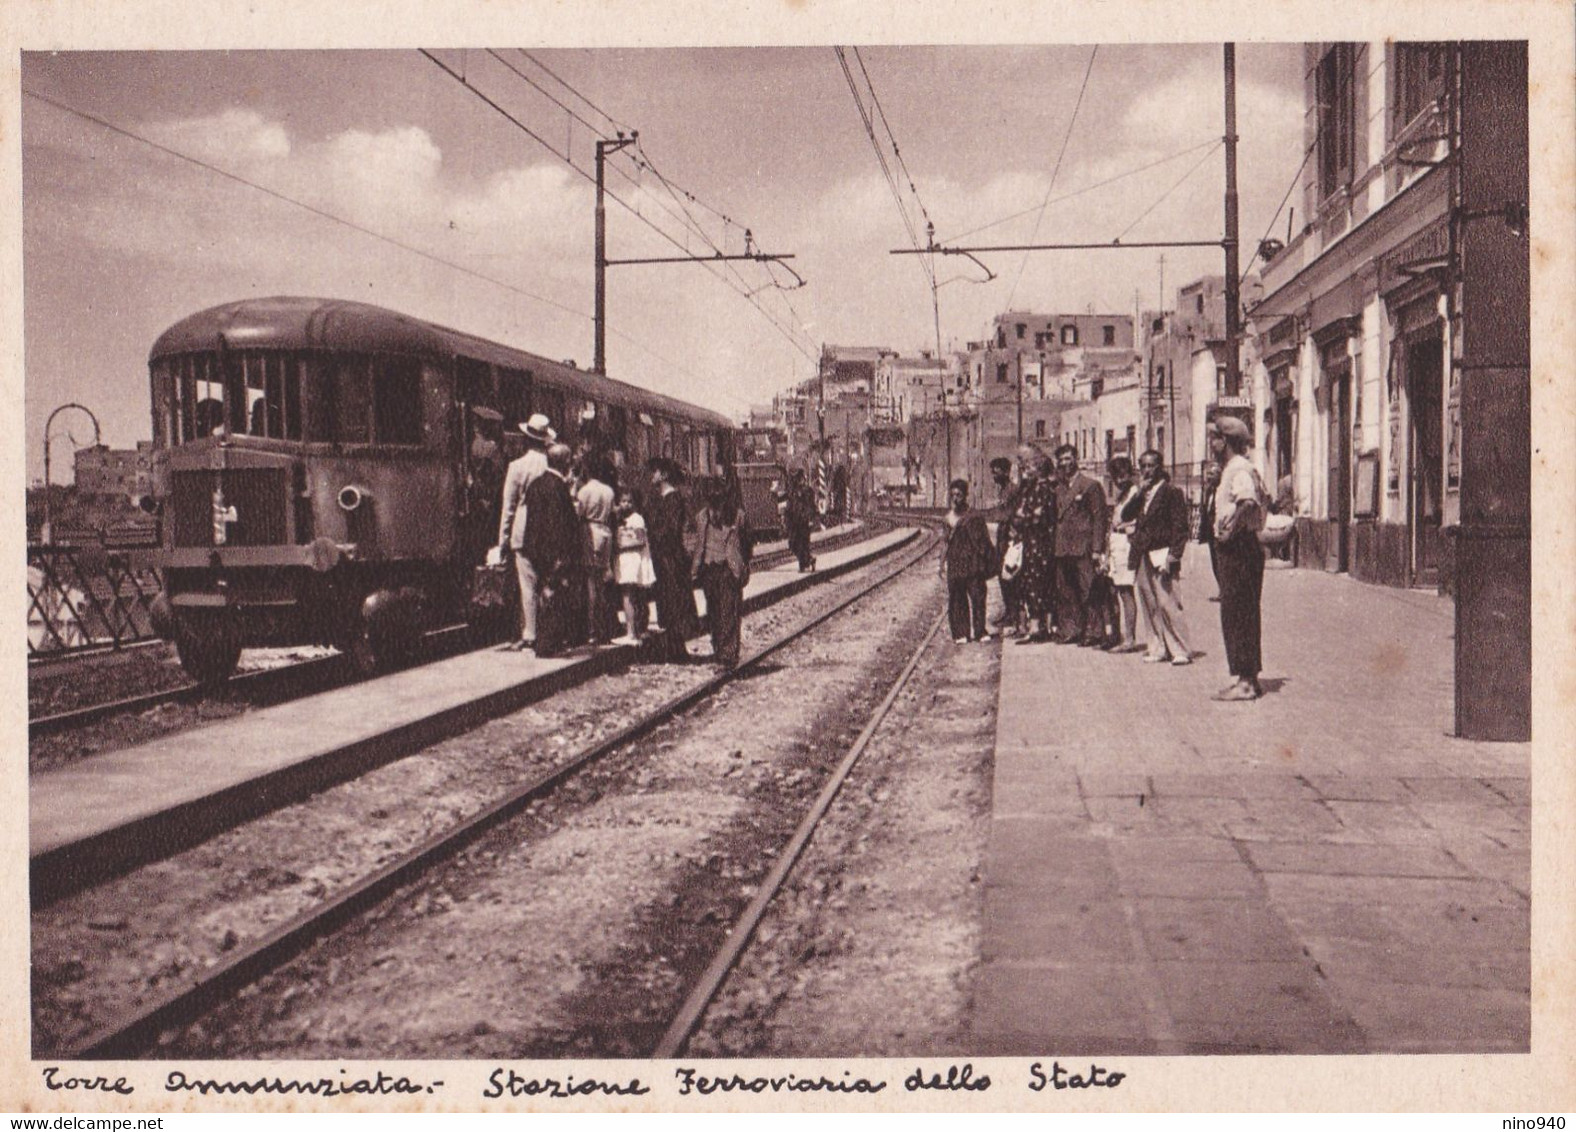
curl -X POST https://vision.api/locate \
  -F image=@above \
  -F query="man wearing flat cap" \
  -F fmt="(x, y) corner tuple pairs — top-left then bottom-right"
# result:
(498, 412), (557, 651)
(1208, 415), (1267, 700)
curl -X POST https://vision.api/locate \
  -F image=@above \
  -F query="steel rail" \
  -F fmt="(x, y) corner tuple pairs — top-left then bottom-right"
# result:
(652, 606), (948, 1057)
(60, 520), (942, 1060)
(28, 528), (879, 739)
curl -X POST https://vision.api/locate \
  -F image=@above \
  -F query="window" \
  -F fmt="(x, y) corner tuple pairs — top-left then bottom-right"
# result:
(1090, 377), (1104, 399)
(1015, 323), (1026, 340)
(1157, 425), (1165, 454)
(996, 363), (1008, 384)
(373, 356), (424, 444)
(1317, 43), (1358, 199)
(1102, 325), (1116, 346)
(1061, 325), (1079, 346)
(233, 353), (302, 440)
(329, 356), (372, 444)
(1216, 365), (1228, 395)
(996, 327), (1006, 348)
(1034, 333), (1045, 348)
(497, 366), (531, 425)
(1394, 42), (1447, 132)
(1034, 419), (1046, 439)
(1196, 293), (1205, 314)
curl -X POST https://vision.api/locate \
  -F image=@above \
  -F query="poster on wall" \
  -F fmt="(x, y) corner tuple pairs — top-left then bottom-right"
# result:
(1447, 400), (1462, 489)
(1388, 401), (1402, 493)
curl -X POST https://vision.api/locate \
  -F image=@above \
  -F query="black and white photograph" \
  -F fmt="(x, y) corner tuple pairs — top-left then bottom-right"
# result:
(7, 0), (1573, 1114)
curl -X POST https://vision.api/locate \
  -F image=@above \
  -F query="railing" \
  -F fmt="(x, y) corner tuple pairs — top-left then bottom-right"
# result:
(27, 544), (163, 660)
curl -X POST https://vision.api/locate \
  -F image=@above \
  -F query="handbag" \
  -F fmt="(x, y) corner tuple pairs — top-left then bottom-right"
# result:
(1147, 546), (1170, 570)
(1258, 511), (1296, 545)
(469, 562), (512, 614)
(1000, 538), (1024, 580)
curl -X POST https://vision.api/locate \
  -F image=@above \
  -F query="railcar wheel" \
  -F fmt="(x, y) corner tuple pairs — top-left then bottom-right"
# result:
(174, 619), (242, 685)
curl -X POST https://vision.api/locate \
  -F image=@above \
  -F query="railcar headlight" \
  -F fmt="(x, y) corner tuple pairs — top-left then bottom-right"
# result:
(337, 484), (371, 512)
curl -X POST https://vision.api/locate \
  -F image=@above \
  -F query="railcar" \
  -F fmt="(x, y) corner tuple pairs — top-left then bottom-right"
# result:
(143, 296), (735, 682)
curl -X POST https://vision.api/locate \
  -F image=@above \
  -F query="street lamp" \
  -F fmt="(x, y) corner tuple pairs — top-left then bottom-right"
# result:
(41, 403), (101, 545)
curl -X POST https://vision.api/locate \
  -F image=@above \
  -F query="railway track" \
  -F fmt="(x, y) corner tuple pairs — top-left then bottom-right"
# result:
(54, 518), (944, 1059)
(29, 521), (886, 741)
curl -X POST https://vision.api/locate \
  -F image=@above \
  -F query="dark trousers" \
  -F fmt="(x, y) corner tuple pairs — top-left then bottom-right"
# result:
(1216, 534), (1265, 678)
(788, 524), (813, 569)
(652, 558), (697, 661)
(947, 576), (988, 640)
(699, 563), (743, 666)
(1054, 555), (1097, 640)
(997, 574), (1020, 622)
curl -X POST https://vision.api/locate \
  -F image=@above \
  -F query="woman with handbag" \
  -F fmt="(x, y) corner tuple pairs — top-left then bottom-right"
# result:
(1104, 455), (1143, 653)
(1011, 445), (1059, 645)
(691, 475), (750, 668)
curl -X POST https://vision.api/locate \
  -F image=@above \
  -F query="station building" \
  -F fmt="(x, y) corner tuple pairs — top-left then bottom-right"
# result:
(1246, 41), (1461, 590)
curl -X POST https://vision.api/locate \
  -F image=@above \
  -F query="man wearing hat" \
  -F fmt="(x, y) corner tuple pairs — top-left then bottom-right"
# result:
(498, 413), (557, 650)
(1208, 415), (1267, 700)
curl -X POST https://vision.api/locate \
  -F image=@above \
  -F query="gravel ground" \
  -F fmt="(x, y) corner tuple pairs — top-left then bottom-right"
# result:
(687, 625), (998, 1057)
(31, 534), (936, 1057)
(64, 542), (957, 1059)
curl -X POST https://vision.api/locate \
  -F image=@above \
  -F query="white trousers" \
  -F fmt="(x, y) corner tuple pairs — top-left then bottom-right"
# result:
(513, 552), (539, 642)
(1136, 556), (1192, 659)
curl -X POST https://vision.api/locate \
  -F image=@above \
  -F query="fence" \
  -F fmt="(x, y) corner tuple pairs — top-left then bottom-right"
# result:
(27, 544), (163, 660)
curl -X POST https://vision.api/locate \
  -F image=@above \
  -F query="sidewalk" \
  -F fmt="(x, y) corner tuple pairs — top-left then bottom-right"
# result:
(973, 543), (1530, 1054)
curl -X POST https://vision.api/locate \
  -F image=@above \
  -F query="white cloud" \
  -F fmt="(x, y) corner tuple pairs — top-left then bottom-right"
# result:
(147, 108), (291, 164)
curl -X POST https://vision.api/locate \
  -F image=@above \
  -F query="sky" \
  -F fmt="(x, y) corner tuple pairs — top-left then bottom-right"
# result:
(21, 44), (1307, 482)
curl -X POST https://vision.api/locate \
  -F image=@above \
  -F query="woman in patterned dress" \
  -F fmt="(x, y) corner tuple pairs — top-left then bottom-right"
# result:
(1012, 445), (1059, 645)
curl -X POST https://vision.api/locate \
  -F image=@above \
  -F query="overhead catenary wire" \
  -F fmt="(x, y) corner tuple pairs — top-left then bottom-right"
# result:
(835, 46), (934, 290)
(21, 86), (712, 395)
(423, 49), (817, 363)
(1114, 139), (1224, 242)
(1006, 44), (1098, 308)
(941, 135), (1223, 245)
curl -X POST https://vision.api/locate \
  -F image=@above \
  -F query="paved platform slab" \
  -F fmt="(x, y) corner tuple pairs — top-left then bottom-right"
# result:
(974, 542), (1530, 1055)
(31, 525), (916, 883)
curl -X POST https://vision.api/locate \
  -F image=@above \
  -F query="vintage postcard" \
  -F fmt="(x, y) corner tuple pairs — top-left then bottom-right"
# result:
(4, 0), (1572, 1115)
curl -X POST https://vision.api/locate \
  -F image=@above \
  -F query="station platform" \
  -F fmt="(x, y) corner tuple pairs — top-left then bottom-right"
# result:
(974, 542), (1531, 1055)
(31, 523), (916, 899)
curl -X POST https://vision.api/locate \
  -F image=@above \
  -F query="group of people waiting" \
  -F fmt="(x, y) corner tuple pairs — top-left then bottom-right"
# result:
(940, 416), (1268, 701)
(495, 413), (751, 668)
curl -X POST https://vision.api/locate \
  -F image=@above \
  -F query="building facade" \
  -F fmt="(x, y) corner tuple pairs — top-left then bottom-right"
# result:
(1248, 41), (1460, 589)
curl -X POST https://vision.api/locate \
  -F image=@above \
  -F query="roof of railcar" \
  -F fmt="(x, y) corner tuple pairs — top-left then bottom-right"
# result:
(150, 297), (733, 430)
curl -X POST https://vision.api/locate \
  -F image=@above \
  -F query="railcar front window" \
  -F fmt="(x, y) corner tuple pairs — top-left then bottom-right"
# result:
(373, 356), (424, 444)
(333, 356), (373, 444)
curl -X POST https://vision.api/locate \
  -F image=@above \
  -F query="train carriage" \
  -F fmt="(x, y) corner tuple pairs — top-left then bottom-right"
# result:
(144, 296), (735, 682)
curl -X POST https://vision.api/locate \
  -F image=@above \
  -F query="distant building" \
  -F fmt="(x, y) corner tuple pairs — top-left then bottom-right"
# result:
(73, 441), (156, 499)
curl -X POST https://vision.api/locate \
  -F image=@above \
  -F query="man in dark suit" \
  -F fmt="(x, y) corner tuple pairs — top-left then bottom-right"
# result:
(1123, 449), (1195, 664)
(1051, 443), (1108, 645)
(520, 443), (582, 657)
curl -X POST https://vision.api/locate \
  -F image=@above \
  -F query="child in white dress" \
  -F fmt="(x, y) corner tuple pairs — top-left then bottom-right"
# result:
(612, 488), (657, 644)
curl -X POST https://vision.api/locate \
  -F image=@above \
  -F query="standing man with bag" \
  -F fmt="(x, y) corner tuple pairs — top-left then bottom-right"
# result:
(497, 413), (556, 651)
(1208, 417), (1267, 700)
(691, 475), (751, 668)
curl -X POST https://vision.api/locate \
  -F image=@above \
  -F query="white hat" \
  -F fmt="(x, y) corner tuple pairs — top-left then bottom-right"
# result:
(521, 413), (554, 444)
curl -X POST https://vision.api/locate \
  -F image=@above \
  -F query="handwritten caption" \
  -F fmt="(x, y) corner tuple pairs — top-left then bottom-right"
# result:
(40, 1060), (1125, 1102)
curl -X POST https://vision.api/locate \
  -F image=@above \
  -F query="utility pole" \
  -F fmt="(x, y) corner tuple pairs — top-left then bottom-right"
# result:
(1454, 41), (1529, 741)
(594, 131), (799, 376)
(1223, 43), (1242, 397)
(594, 134), (636, 374)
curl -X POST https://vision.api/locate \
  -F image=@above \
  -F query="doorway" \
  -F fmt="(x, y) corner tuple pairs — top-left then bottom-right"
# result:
(1327, 360), (1352, 572)
(1407, 332), (1444, 586)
